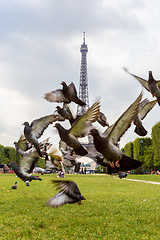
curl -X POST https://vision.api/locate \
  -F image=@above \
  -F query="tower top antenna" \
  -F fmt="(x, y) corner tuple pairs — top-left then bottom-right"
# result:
(83, 32), (85, 44)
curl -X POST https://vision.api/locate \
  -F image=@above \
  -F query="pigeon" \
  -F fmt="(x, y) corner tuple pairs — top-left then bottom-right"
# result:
(45, 81), (86, 106)
(124, 68), (160, 105)
(9, 139), (51, 182)
(90, 93), (143, 172)
(97, 112), (109, 127)
(12, 182), (18, 189)
(56, 104), (76, 126)
(23, 113), (63, 157)
(26, 181), (30, 186)
(46, 180), (85, 207)
(54, 101), (100, 156)
(118, 172), (127, 179)
(61, 148), (81, 172)
(133, 98), (157, 136)
(47, 145), (65, 173)
(14, 134), (32, 156)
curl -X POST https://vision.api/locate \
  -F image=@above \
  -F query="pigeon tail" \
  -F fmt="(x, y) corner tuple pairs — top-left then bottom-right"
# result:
(134, 125), (147, 136)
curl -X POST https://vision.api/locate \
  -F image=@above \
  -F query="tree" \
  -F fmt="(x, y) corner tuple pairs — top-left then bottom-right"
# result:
(152, 122), (160, 165)
(123, 142), (133, 158)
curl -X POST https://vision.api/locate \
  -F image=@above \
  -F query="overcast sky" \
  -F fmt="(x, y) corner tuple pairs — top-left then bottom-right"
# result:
(0, 0), (160, 150)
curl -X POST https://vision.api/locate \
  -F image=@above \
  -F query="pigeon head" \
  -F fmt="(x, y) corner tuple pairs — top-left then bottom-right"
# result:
(61, 81), (67, 86)
(90, 128), (99, 137)
(54, 123), (61, 129)
(56, 106), (61, 110)
(22, 121), (29, 126)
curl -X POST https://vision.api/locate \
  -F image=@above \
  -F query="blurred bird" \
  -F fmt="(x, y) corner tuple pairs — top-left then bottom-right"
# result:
(118, 172), (127, 179)
(54, 101), (100, 156)
(124, 68), (160, 105)
(46, 180), (85, 207)
(23, 113), (63, 157)
(90, 93), (143, 172)
(14, 134), (32, 156)
(61, 148), (81, 173)
(47, 145), (65, 173)
(97, 112), (109, 127)
(9, 138), (51, 182)
(45, 81), (86, 106)
(133, 98), (157, 136)
(56, 104), (76, 125)
(12, 182), (18, 189)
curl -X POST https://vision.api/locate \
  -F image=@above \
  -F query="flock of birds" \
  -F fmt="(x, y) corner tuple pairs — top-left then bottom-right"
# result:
(9, 68), (160, 207)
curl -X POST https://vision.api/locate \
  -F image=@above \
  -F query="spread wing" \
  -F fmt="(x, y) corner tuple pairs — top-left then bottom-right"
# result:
(156, 81), (160, 89)
(108, 92), (142, 145)
(124, 68), (149, 91)
(69, 101), (100, 137)
(44, 89), (69, 103)
(17, 135), (29, 152)
(20, 150), (39, 174)
(30, 114), (60, 139)
(140, 99), (157, 120)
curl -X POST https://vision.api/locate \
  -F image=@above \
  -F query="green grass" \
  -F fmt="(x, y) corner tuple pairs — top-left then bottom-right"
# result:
(1, 174), (160, 239)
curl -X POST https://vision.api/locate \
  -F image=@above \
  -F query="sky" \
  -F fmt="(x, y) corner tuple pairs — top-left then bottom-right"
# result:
(0, 0), (160, 150)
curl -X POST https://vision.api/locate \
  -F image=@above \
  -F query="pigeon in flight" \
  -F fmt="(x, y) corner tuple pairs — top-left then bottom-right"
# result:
(9, 139), (51, 182)
(90, 93), (143, 172)
(46, 180), (85, 207)
(124, 68), (160, 105)
(23, 113), (63, 157)
(14, 134), (32, 156)
(12, 182), (18, 189)
(97, 111), (109, 127)
(133, 98), (157, 136)
(54, 101), (100, 156)
(45, 81), (86, 106)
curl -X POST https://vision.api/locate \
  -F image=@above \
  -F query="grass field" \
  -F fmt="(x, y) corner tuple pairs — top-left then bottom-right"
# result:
(1, 173), (160, 240)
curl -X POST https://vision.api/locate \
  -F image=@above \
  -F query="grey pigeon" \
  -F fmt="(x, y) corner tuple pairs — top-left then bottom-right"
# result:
(9, 139), (51, 182)
(23, 113), (63, 157)
(97, 112), (109, 127)
(133, 98), (157, 136)
(46, 180), (85, 207)
(124, 68), (160, 105)
(12, 182), (18, 189)
(56, 104), (75, 125)
(54, 101), (100, 156)
(45, 81), (86, 106)
(90, 92), (143, 172)
(14, 134), (32, 156)
(118, 172), (127, 179)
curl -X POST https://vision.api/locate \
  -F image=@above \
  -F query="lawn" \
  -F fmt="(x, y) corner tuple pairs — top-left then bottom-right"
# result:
(1, 173), (160, 239)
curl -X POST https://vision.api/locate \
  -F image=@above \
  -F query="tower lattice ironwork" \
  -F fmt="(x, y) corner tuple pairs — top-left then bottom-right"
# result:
(77, 32), (89, 116)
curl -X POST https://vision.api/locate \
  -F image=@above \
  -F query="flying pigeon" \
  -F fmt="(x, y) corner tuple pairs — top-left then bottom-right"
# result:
(12, 182), (18, 189)
(54, 101), (100, 156)
(61, 148), (81, 172)
(124, 68), (160, 105)
(90, 93), (143, 172)
(97, 112), (109, 127)
(23, 113), (63, 157)
(9, 139), (51, 182)
(47, 145), (65, 173)
(56, 104), (76, 126)
(14, 134), (32, 156)
(133, 98), (157, 136)
(44, 81), (86, 106)
(46, 180), (85, 207)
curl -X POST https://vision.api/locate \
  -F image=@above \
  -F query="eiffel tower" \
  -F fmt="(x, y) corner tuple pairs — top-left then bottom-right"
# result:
(77, 32), (94, 147)
(77, 32), (89, 116)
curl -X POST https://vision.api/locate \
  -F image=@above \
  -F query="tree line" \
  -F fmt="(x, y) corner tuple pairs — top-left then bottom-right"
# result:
(0, 122), (160, 172)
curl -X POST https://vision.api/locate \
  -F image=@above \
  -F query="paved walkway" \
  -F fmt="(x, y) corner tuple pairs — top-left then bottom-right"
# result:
(124, 178), (160, 185)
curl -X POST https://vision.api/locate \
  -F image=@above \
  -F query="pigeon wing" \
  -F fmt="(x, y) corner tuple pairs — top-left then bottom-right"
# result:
(124, 68), (149, 91)
(46, 192), (73, 207)
(44, 89), (69, 103)
(20, 150), (39, 174)
(139, 99), (157, 120)
(53, 180), (82, 200)
(30, 114), (60, 139)
(108, 92), (142, 145)
(69, 101), (100, 137)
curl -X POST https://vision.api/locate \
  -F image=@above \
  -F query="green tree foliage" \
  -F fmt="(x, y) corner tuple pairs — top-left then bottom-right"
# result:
(0, 144), (5, 163)
(124, 142), (133, 158)
(4, 147), (19, 165)
(151, 121), (160, 164)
